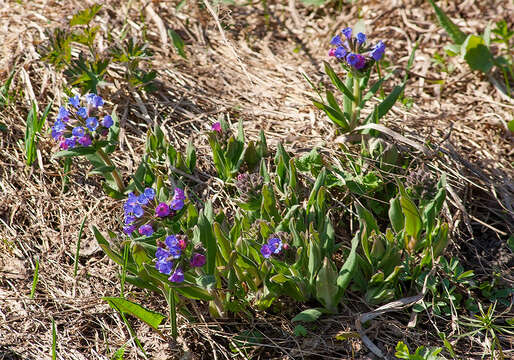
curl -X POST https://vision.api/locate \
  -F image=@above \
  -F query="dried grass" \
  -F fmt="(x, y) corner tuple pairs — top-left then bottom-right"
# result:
(0, 0), (513, 358)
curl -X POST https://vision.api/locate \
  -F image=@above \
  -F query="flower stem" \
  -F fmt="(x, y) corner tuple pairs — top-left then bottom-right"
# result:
(351, 75), (362, 130)
(96, 147), (125, 193)
(168, 287), (178, 338)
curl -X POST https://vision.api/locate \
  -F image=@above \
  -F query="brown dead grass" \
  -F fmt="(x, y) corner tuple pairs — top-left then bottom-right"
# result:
(0, 0), (513, 359)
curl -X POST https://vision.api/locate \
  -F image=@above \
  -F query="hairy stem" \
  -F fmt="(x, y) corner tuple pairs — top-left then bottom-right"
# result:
(351, 75), (362, 130)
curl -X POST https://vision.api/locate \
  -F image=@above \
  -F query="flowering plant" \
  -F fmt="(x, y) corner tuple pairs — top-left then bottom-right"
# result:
(311, 26), (416, 134)
(51, 92), (125, 196)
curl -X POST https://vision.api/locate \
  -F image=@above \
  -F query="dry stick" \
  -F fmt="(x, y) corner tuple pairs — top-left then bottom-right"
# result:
(201, 0), (254, 86)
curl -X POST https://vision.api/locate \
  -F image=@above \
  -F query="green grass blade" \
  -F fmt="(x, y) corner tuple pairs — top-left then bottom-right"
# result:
(74, 215), (87, 277)
(51, 317), (57, 360)
(30, 257), (40, 299)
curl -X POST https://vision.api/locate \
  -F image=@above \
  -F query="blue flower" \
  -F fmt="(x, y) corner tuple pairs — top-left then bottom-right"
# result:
(69, 95), (80, 108)
(72, 126), (85, 137)
(334, 46), (347, 59)
(165, 235), (178, 248)
(124, 215), (136, 225)
(77, 135), (92, 147)
(77, 107), (88, 119)
(168, 245), (181, 259)
(64, 137), (76, 149)
(342, 27), (352, 40)
(138, 224), (153, 236)
(268, 237), (283, 254)
(155, 247), (170, 261)
(102, 115), (113, 128)
(170, 198), (184, 211)
(156, 259), (173, 274)
(173, 188), (185, 201)
(346, 53), (366, 69)
(133, 204), (144, 218)
(51, 129), (63, 139)
(123, 224), (136, 235)
(169, 267), (184, 283)
(144, 188), (156, 200)
(86, 117), (98, 131)
(330, 35), (343, 46)
(85, 93), (104, 107)
(356, 32), (366, 44)
(137, 193), (149, 205)
(371, 41), (385, 61)
(57, 106), (69, 121)
(261, 244), (272, 259)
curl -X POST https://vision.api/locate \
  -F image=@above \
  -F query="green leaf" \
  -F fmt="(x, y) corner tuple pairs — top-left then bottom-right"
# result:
(400, 193), (422, 240)
(428, 0), (467, 45)
(461, 35), (494, 73)
(336, 232), (359, 298)
(53, 146), (98, 158)
(168, 29), (187, 59)
(185, 140), (196, 173)
(324, 61), (354, 101)
(197, 206), (217, 275)
(196, 274), (216, 290)
(315, 257), (339, 312)
(291, 308), (324, 322)
(0, 122), (6, 131)
(375, 84), (404, 120)
(388, 196), (404, 233)
(103, 297), (166, 330)
(174, 285), (214, 301)
(70, 4), (102, 26)
(293, 325), (308, 337)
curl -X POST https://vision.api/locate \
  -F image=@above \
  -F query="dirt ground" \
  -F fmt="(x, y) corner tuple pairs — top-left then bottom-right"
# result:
(0, 0), (513, 359)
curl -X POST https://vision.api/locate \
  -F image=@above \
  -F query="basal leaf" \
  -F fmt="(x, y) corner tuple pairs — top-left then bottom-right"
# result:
(104, 296), (165, 330)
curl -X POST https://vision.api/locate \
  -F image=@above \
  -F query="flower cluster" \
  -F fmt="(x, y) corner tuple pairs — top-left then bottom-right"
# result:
(123, 187), (186, 236)
(155, 234), (206, 283)
(328, 27), (385, 71)
(261, 237), (283, 259)
(235, 172), (264, 203)
(51, 93), (113, 149)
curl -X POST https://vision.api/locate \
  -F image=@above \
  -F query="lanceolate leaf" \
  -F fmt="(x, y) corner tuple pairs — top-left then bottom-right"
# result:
(104, 297), (166, 330)
(324, 61), (355, 101)
(428, 0), (467, 45)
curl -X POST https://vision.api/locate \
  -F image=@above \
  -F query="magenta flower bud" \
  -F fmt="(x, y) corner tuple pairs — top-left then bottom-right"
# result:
(190, 253), (206, 267)
(211, 122), (221, 132)
(155, 202), (170, 217)
(328, 48), (336, 57)
(178, 237), (187, 250)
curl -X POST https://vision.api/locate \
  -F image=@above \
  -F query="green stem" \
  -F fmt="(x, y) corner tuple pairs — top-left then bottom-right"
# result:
(96, 148), (125, 193)
(351, 75), (362, 130)
(168, 287), (178, 338)
(376, 62), (385, 98)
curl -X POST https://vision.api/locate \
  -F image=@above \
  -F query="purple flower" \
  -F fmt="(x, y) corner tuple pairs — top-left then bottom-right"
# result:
(155, 247), (170, 261)
(356, 32), (366, 44)
(69, 95), (80, 108)
(168, 245), (181, 259)
(155, 202), (170, 217)
(330, 35), (343, 46)
(371, 41), (385, 61)
(170, 198), (184, 211)
(156, 259), (173, 274)
(77, 107), (88, 119)
(57, 106), (69, 121)
(342, 27), (352, 40)
(52, 120), (66, 139)
(261, 244), (272, 259)
(174, 188), (185, 201)
(77, 135), (92, 147)
(211, 122), (221, 132)
(190, 253), (206, 267)
(268, 237), (282, 254)
(138, 224), (154, 236)
(72, 126), (85, 137)
(64, 137), (76, 149)
(144, 188), (156, 200)
(102, 115), (113, 128)
(51, 129), (63, 139)
(86, 117), (98, 131)
(169, 268), (184, 283)
(346, 53), (366, 70)
(334, 46), (347, 59)
(123, 224), (136, 235)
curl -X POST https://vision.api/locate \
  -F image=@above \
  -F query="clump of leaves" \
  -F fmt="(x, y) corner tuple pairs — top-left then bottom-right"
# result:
(39, 4), (157, 94)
